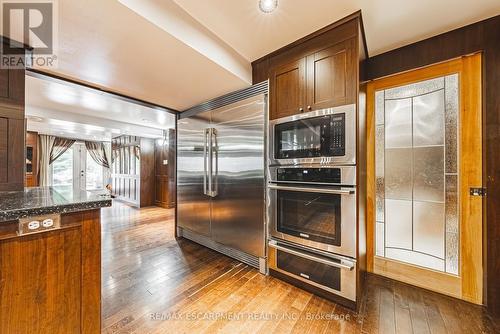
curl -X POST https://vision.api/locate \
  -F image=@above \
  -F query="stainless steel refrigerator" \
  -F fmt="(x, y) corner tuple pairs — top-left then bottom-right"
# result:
(177, 89), (267, 272)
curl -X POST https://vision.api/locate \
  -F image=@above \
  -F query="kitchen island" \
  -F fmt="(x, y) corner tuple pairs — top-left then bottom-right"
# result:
(0, 186), (111, 334)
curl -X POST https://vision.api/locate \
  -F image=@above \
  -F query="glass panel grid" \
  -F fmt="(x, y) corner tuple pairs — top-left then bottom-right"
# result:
(374, 74), (459, 275)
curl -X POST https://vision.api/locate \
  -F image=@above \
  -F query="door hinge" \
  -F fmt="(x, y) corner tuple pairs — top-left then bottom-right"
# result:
(470, 187), (486, 197)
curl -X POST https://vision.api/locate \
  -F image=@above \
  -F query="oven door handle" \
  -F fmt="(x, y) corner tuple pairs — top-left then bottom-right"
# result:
(267, 184), (355, 195)
(269, 241), (355, 271)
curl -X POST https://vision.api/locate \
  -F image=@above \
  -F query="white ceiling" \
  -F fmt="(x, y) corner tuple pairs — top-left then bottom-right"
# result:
(174, 0), (500, 60)
(25, 0), (500, 111)
(25, 75), (176, 142)
(32, 0), (250, 111)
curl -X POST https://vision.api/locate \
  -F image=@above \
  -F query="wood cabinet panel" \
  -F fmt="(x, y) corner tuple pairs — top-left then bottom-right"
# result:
(270, 57), (306, 119)
(0, 116), (24, 190)
(0, 210), (101, 334)
(0, 69), (8, 98)
(268, 36), (356, 120)
(8, 118), (24, 186)
(0, 40), (25, 191)
(0, 229), (83, 333)
(306, 38), (356, 110)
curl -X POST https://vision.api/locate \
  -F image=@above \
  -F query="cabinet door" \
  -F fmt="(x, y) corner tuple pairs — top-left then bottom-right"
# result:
(270, 57), (306, 120)
(0, 116), (24, 191)
(306, 38), (356, 111)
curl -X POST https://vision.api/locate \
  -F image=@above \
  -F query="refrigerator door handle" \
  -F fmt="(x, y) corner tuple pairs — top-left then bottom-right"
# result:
(203, 128), (209, 196)
(212, 128), (218, 197)
(207, 128), (213, 197)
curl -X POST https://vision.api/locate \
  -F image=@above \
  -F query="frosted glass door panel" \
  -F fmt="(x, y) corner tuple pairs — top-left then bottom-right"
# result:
(413, 146), (445, 202)
(375, 74), (459, 275)
(413, 90), (445, 146)
(385, 98), (412, 148)
(385, 149), (412, 200)
(413, 201), (445, 259)
(385, 199), (412, 250)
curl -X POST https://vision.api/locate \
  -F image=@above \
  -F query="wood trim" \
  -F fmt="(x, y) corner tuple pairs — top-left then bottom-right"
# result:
(459, 54), (483, 304)
(366, 54), (483, 304)
(366, 82), (375, 273)
(373, 257), (461, 299)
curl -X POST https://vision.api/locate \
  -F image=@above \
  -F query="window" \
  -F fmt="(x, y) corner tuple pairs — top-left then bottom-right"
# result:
(52, 148), (73, 186)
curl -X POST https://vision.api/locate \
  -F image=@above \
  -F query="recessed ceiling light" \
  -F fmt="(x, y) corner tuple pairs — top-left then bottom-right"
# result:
(259, 0), (278, 13)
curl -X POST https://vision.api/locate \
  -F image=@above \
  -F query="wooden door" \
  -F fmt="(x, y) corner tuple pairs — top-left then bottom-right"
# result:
(270, 57), (306, 120)
(306, 38), (356, 111)
(366, 54), (483, 304)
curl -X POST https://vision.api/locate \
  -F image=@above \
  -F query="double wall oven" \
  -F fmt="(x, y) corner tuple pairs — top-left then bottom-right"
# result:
(267, 104), (358, 303)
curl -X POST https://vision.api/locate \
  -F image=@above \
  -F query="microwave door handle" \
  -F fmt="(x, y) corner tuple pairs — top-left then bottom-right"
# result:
(212, 128), (218, 197)
(267, 184), (355, 195)
(203, 128), (209, 196)
(269, 242), (355, 271)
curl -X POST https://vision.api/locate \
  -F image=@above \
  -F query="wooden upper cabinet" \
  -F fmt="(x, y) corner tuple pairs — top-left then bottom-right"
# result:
(306, 38), (356, 110)
(269, 37), (357, 120)
(270, 57), (306, 120)
(0, 68), (25, 108)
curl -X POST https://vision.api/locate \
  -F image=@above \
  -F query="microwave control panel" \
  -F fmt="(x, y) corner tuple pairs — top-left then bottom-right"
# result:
(330, 113), (345, 155)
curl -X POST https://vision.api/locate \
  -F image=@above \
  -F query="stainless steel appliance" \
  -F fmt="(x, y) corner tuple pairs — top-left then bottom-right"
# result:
(269, 104), (356, 166)
(267, 165), (357, 258)
(268, 239), (356, 301)
(177, 87), (267, 272)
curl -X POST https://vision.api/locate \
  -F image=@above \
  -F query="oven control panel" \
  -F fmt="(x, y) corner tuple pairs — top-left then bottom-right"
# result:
(18, 214), (61, 236)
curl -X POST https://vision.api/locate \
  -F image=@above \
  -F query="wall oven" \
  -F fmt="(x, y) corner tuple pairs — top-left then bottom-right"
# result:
(267, 165), (356, 258)
(269, 104), (356, 166)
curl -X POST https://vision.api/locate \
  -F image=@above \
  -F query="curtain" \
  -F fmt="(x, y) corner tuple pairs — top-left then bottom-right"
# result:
(50, 137), (76, 164)
(84, 141), (110, 168)
(38, 135), (55, 186)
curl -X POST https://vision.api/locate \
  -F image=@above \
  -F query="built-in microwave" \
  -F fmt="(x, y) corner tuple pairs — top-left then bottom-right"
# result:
(269, 104), (356, 166)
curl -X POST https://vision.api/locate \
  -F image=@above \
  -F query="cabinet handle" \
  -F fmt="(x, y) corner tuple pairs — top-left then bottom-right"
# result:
(299, 107), (304, 112)
(307, 105), (312, 110)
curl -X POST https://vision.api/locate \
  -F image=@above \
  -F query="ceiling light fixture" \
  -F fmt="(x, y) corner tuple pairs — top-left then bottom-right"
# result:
(259, 0), (278, 13)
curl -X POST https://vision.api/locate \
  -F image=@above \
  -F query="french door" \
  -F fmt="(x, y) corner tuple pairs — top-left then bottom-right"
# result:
(366, 54), (483, 304)
(52, 142), (105, 190)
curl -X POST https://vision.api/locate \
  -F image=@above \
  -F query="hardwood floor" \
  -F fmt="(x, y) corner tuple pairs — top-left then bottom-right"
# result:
(101, 201), (500, 334)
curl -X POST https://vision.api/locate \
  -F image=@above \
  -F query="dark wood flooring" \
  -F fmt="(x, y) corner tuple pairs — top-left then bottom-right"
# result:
(101, 201), (500, 334)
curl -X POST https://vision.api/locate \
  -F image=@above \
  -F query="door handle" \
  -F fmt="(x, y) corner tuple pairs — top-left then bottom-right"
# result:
(203, 128), (209, 195)
(268, 240), (355, 271)
(207, 128), (214, 197)
(211, 128), (218, 197)
(470, 187), (486, 197)
(267, 183), (355, 195)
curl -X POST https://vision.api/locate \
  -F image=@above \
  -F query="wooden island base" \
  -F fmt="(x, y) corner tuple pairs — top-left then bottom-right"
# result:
(0, 209), (101, 334)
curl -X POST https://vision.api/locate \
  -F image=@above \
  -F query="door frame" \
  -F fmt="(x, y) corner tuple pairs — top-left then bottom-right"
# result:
(366, 53), (483, 304)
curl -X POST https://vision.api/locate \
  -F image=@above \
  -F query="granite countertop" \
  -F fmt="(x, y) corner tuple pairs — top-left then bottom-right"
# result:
(0, 186), (112, 222)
